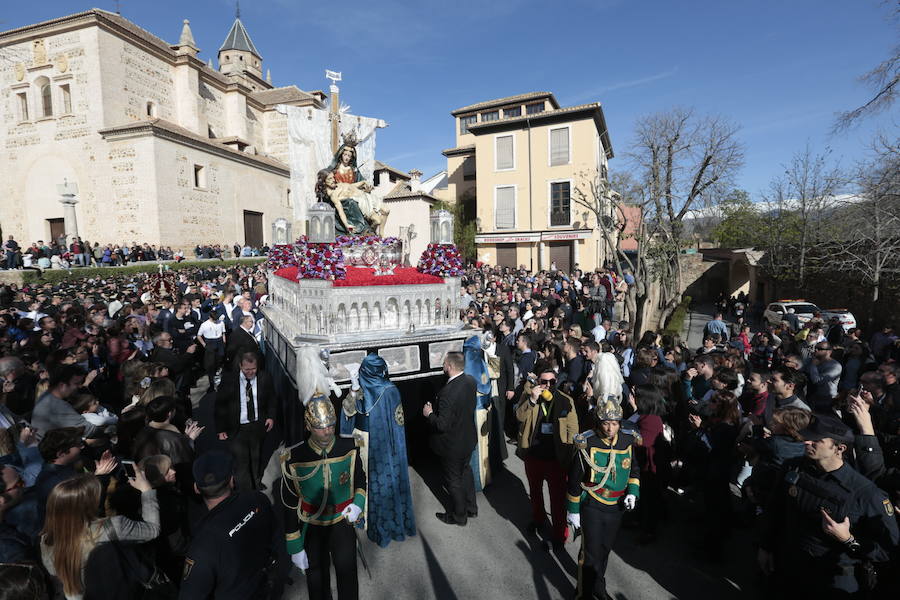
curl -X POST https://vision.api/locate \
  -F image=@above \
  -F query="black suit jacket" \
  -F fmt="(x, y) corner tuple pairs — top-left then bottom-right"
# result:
(428, 373), (477, 459)
(149, 346), (193, 378)
(225, 327), (260, 367)
(214, 370), (276, 436)
(497, 335), (517, 396)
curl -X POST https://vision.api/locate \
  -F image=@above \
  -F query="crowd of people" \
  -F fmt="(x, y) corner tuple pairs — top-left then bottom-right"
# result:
(0, 261), (276, 598)
(0, 255), (897, 599)
(451, 263), (899, 599)
(2, 235), (270, 270)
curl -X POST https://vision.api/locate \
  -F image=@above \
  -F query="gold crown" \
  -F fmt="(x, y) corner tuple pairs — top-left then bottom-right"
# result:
(341, 131), (358, 148)
(305, 396), (336, 429)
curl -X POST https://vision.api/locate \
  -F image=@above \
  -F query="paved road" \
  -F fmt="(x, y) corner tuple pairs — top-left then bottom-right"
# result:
(189, 371), (758, 600)
(683, 302), (716, 350)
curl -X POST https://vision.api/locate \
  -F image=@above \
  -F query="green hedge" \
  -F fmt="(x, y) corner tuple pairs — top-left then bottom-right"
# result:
(662, 295), (692, 337)
(21, 257), (266, 285)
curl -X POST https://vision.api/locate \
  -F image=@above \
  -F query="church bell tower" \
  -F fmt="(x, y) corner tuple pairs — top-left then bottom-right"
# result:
(217, 2), (263, 80)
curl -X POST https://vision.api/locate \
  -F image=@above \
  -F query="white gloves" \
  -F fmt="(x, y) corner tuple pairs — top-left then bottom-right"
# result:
(291, 550), (308, 571)
(624, 494), (637, 511)
(566, 512), (580, 530)
(342, 503), (362, 523)
(346, 364), (361, 390)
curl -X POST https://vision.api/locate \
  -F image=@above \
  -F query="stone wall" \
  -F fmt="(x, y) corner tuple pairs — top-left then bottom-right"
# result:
(0, 16), (300, 249)
(636, 253), (719, 335)
(152, 137), (291, 248)
(0, 27), (107, 243)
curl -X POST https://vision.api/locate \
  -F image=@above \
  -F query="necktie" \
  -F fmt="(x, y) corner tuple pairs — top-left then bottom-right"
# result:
(246, 379), (256, 422)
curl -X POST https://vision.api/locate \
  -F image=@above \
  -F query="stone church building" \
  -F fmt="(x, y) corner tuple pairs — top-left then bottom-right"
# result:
(0, 8), (322, 249)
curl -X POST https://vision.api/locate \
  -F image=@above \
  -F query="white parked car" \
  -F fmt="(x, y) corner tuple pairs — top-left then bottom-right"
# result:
(763, 300), (822, 326)
(821, 308), (858, 332)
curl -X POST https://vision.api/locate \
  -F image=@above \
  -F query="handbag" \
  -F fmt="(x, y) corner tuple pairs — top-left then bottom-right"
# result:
(89, 518), (178, 600)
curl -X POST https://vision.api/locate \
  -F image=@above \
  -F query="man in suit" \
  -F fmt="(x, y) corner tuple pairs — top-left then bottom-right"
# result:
(496, 318), (517, 441)
(231, 298), (256, 331)
(226, 315), (259, 370)
(156, 296), (175, 332)
(188, 294), (205, 325)
(422, 351), (478, 526)
(215, 352), (275, 491)
(216, 290), (237, 332)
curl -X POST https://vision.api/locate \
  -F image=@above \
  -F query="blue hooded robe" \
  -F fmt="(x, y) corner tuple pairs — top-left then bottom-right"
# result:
(351, 354), (416, 547)
(464, 335), (493, 492)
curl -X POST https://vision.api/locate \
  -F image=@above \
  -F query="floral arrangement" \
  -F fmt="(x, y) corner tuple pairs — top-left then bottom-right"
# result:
(267, 235), (409, 281)
(294, 238), (347, 280)
(417, 243), (463, 277)
(335, 235), (400, 247)
(265, 244), (296, 271)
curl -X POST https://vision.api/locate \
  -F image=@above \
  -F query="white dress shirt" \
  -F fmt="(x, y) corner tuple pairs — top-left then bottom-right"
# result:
(238, 372), (259, 424)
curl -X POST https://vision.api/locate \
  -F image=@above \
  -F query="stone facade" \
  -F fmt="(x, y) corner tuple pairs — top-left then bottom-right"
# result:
(0, 9), (320, 248)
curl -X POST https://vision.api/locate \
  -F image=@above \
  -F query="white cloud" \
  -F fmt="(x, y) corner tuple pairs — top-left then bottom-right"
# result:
(572, 66), (679, 103)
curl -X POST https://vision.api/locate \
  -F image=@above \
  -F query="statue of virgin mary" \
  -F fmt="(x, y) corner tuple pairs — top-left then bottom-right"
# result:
(316, 139), (389, 236)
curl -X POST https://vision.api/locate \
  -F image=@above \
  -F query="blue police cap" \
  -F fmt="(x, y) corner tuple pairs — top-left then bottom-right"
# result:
(192, 450), (234, 488)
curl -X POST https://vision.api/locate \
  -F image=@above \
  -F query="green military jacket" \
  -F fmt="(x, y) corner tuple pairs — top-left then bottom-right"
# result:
(279, 435), (367, 555)
(566, 430), (640, 512)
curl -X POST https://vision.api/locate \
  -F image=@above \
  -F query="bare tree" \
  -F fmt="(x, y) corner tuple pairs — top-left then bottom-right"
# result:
(629, 107), (744, 326)
(570, 170), (625, 276)
(830, 135), (900, 324)
(759, 146), (845, 288)
(571, 169), (651, 331)
(834, 2), (900, 131)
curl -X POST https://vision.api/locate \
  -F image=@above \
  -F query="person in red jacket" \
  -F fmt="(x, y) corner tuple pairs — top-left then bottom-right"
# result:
(633, 384), (666, 544)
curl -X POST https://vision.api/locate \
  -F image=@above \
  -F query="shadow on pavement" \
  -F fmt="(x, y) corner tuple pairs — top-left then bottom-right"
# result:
(420, 534), (460, 600)
(483, 458), (576, 600)
(610, 490), (755, 600)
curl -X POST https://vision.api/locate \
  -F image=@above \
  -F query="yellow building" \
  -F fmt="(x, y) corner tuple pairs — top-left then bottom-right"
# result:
(443, 92), (614, 272)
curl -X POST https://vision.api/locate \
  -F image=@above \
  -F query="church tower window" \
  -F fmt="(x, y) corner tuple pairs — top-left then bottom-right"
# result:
(35, 76), (52, 117)
(17, 92), (29, 121)
(60, 85), (72, 114)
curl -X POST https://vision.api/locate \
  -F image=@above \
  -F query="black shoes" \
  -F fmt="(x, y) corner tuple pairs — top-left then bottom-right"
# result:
(467, 510), (478, 518)
(435, 512), (467, 526)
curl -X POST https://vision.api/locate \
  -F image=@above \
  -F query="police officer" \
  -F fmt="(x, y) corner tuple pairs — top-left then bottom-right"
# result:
(180, 451), (280, 599)
(758, 413), (899, 598)
(279, 396), (366, 600)
(566, 397), (639, 600)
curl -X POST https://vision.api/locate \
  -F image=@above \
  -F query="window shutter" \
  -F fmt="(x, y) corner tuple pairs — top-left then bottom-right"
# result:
(550, 128), (569, 165)
(496, 187), (515, 229)
(496, 136), (514, 170)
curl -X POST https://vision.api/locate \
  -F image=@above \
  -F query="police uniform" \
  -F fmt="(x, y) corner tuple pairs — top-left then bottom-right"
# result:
(180, 452), (280, 600)
(760, 415), (899, 597)
(567, 399), (640, 600)
(280, 397), (367, 600)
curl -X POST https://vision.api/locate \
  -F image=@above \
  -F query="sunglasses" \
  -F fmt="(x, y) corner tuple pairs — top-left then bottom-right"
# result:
(539, 378), (557, 385)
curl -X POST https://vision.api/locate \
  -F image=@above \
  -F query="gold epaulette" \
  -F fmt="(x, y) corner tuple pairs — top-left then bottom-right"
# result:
(574, 430), (593, 450)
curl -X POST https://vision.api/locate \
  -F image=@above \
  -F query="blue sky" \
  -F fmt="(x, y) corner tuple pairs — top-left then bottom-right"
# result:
(5, 1), (897, 198)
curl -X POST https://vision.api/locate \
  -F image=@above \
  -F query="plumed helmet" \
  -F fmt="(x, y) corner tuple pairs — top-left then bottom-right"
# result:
(594, 396), (623, 422)
(305, 396), (336, 429)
